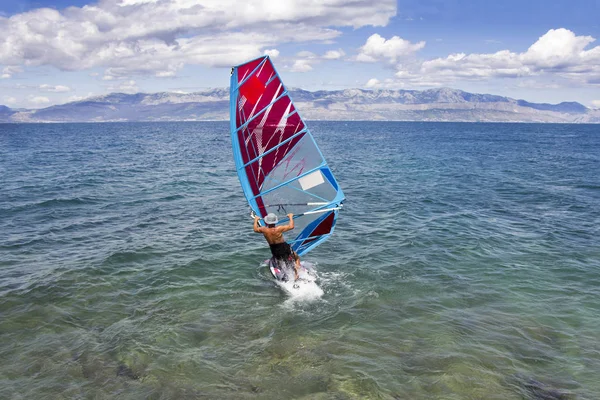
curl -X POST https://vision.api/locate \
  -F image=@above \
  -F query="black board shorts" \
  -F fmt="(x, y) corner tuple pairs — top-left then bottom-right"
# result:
(269, 242), (294, 261)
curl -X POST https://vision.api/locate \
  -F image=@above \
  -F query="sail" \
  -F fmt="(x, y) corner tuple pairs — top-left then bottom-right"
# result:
(230, 55), (345, 256)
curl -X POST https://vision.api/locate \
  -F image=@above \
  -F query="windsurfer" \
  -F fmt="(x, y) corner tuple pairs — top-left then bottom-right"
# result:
(253, 213), (301, 280)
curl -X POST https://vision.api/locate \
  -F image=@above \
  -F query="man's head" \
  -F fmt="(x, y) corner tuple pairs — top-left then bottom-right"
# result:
(264, 213), (278, 227)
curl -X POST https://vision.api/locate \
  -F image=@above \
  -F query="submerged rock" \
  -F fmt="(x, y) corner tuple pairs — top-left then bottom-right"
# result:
(511, 374), (575, 400)
(117, 364), (140, 380)
(522, 378), (573, 400)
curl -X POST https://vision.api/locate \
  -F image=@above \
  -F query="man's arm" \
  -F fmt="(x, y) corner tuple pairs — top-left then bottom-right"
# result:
(279, 213), (295, 233)
(253, 216), (264, 233)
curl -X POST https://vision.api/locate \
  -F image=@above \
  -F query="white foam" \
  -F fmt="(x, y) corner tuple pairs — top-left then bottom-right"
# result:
(276, 261), (324, 302)
(277, 278), (324, 301)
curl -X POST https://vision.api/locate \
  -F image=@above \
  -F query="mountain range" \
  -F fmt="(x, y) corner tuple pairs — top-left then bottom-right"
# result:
(1, 88), (599, 123)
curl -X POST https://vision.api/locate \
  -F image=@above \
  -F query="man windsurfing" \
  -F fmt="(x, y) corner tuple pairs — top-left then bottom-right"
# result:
(253, 213), (301, 280)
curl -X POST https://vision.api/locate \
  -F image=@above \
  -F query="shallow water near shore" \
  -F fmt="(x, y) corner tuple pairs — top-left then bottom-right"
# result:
(1, 121), (599, 399)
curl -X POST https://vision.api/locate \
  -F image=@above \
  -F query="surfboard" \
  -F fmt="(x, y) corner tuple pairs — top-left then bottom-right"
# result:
(264, 259), (321, 296)
(267, 259), (317, 283)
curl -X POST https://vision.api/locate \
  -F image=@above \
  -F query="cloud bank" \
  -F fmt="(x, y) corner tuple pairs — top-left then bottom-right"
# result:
(366, 28), (600, 88)
(0, 0), (396, 79)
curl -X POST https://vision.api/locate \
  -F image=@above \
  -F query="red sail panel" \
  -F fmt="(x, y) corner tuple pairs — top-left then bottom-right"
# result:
(236, 58), (265, 83)
(301, 212), (336, 245)
(239, 75), (265, 105)
(240, 98), (302, 157)
(234, 58), (307, 195)
(236, 74), (284, 130)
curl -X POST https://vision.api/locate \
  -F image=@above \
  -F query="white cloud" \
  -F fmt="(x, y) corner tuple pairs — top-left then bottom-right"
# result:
(420, 50), (530, 79)
(39, 84), (71, 92)
(592, 100), (600, 108)
(29, 96), (50, 105)
(119, 0), (158, 5)
(516, 79), (561, 90)
(363, 77), (400, 89)
(415, 28), (600, 85)
(357, 34), (425, 63)
(289, 49), (345, 73)
(362, 28), (600, 90)
(365, 78), (380, 88)
(108, 80), (139, 93)
(2, 96), (17, 104)
(66, 92), (94, 102)
(521, 28), (596, 69)
(264, 49), (280, 58)
(297, 51), (317, 59)
(323, 49), (345, 60)
(0, 0), (396, 78)
(2, 66), (23, 78)
(67, 95), (86, 102)
(11, 83), (73, 91)
(291, 59), (314, 73)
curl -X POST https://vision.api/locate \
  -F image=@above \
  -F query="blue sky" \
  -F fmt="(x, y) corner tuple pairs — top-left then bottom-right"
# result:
(1, 0), (599, 109)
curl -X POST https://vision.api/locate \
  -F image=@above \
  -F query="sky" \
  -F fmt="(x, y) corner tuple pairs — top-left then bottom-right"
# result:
(1, 0), (599, 109)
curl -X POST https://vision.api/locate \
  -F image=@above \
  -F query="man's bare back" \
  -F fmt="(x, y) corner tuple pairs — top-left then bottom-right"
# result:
(253, 212), (294, 241)
(253, 212), (301, 280)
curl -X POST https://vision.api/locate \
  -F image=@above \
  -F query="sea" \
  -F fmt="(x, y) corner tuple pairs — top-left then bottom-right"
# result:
(1, 121), (599, 399)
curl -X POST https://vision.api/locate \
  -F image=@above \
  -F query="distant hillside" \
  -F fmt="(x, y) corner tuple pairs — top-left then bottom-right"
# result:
(515, 100), (589, 114)
(2, 88), (599, 123)
(0, 105), (15, 120)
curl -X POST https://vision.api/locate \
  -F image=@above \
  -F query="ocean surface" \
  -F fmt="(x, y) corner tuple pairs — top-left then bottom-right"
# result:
(1, 121), (599, 399)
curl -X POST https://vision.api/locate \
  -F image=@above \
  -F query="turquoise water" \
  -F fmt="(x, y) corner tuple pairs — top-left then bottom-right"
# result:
(1, 121), (599, 399)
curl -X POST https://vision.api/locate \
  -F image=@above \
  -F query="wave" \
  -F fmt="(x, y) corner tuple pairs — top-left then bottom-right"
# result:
(1, 197), (101, 214)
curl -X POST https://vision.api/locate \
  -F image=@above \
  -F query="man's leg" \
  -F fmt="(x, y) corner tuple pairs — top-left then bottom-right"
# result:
(292, 251), (300, 280)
